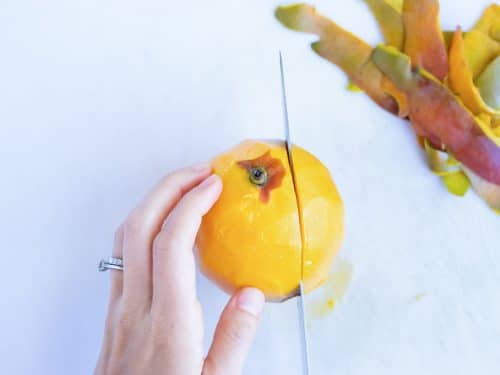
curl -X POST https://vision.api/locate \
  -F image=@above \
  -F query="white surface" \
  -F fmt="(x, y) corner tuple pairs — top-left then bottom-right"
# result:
(1, 0), (499, 374)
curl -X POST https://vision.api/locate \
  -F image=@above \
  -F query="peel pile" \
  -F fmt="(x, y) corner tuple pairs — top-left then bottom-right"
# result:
(276, 1), (500, 212)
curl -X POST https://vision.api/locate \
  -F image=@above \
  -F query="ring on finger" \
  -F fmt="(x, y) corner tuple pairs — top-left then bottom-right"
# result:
(98, 257), (124, 272)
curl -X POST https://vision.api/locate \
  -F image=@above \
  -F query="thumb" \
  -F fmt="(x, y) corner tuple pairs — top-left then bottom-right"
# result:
(203, 288), (265, 375)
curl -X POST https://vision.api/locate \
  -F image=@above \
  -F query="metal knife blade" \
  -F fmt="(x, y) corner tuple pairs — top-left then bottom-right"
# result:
(279, 51), (311, 375)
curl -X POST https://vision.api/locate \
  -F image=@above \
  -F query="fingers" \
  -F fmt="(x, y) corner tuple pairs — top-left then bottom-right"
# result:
(121, 163), (212, 306)
(203, 288), (265, 375)
(151, 174), (222, 315)
(109, 224), (125, 303)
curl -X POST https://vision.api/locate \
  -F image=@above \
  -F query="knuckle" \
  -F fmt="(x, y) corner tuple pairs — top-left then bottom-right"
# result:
(153, 228), (181, 254)
(115, 304), (143, 334)
(121, 295), (149, 315)
(182, 188), (204, 207)
(172, 185), (203, 212)
(218, 313), (257, 347)
(221, 323), (246, 346)
(149, 322), (169, 346)
(160, 170), (186, 195)
(123, 212), (145, 235)
(116, 313), (135, 335)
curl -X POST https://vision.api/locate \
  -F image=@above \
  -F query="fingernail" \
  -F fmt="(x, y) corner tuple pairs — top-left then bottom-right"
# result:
(199, 174), (219, 188)
(236, 288), (265, 317)
(191, 162), (211, 173)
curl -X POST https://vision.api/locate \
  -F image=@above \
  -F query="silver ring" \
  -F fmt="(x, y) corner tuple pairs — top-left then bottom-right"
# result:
(99, 257), (124, 272)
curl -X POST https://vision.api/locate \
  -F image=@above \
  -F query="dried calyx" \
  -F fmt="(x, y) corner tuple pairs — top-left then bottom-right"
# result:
(237, 151), (286, 202)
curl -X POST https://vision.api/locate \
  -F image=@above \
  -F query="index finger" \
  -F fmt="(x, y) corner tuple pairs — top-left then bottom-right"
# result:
(121, 163), (211, 306)
(151, 174), (222, 315)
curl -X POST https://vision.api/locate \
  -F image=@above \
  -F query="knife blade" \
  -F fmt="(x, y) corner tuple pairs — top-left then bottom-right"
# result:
(279, 51), (311, 375)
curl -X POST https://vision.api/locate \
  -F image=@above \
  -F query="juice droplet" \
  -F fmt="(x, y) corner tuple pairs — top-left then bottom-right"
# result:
(308, 258), (353, 320)
(413, 292), (427, 302)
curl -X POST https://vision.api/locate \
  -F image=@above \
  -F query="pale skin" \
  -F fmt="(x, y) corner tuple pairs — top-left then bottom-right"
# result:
(95, 163), (265, 375)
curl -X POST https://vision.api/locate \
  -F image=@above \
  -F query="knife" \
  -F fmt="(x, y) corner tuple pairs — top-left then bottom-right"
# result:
(279, 51), (311, 375)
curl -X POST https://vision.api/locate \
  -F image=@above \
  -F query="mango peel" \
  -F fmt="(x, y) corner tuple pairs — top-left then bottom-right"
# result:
(477, 56), (500, 110)
(424, 139), (471, 196)
(448, 27), (500, 121)
(372, 45), (500, 184)
(362, 0), (404, 50)
(276, 1), (500, 211)
(275, 4), (400, 114)
(402, 0), (448, 81)
(463, 166), (500, 210)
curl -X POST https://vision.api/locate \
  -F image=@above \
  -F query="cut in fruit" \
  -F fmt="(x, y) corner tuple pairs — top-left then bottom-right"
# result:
(196, 140), (344, 301)
(290, 145), (344, 292)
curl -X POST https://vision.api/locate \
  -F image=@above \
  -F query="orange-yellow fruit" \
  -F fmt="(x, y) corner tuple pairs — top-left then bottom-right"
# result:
(195, 140), (344, 301)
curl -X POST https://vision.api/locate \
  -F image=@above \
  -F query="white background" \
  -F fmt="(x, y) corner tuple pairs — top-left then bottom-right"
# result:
(1, 0), (499, 374)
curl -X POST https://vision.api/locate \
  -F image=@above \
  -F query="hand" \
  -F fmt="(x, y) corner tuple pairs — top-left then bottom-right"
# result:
(95, 163), (265, 375)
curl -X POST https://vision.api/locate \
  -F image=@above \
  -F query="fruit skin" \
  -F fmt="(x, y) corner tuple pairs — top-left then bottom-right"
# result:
(372, 45), (500, 184)
(448, 27), (500, 119)
(363, 0), (404, 50)
(275, 4), (400, 115)
(402, 0), (448, 81)
(195, 140), (344, 302)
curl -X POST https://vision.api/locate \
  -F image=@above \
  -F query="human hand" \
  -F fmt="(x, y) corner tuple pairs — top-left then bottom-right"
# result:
(95, 164), (265, 375)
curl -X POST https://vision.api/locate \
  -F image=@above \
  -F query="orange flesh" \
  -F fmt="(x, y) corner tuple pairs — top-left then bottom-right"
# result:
(197, 140), (301, 301)
(292, 146), (344, 292)
(196, 140), (344, 301)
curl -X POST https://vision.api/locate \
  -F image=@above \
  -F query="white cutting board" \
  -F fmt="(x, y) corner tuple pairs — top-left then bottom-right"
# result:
(0, 0), (498, 374)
